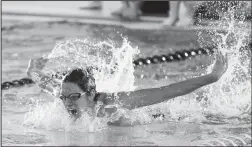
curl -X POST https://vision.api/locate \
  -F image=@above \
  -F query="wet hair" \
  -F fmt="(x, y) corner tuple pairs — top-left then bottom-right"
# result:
(63, 68), (96, 96)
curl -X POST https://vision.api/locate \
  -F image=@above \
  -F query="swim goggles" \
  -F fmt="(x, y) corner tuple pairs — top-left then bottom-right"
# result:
(59, 93), (85, 101)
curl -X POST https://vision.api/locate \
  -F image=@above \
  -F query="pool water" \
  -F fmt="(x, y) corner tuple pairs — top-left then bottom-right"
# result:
(2, 18), (251, 146)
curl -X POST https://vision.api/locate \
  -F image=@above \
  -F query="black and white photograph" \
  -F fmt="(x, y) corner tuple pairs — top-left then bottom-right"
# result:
(1, 1), (251, 146)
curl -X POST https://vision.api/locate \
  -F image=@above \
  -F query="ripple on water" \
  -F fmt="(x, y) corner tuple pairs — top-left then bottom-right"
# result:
(2, 133), (49, 145)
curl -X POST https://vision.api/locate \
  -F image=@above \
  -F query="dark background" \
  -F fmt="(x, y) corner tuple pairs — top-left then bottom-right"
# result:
(140, 1), (251, 20)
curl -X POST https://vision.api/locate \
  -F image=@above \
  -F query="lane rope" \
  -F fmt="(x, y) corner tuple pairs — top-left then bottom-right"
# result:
(2, 46), (215, 90)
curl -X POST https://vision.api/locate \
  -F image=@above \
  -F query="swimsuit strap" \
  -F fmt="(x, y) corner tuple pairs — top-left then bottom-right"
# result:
(93, 92), (100, 102)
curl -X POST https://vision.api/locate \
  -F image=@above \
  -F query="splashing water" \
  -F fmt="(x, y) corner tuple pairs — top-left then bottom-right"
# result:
(23, 99), (108, 132)
(186, 1), (251, 123)
(130, 1), (251, 124)
(44, 38), (139, 93)
(199, 1), (251, 120)
(23, 38), (140, 131)
(23, 2), (251, 131)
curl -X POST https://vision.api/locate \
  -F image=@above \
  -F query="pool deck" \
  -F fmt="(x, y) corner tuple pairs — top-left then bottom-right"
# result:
(2, 1), (251, 31)
(2, 1), (162, 30)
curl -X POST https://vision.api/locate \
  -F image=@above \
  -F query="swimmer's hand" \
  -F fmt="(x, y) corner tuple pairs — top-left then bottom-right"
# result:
(26, 57), (49, 78)
(210, 51), (228, 81)
(27, 57), (48, 71)
(26, 57), (60, 96)
(27, 57), (48, 75)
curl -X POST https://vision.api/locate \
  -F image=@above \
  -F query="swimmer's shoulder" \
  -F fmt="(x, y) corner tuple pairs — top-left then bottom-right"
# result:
(96, 92), (116, 105)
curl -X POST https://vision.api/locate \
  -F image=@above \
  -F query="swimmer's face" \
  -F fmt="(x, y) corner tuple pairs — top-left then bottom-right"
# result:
(60, 82), (95, 119)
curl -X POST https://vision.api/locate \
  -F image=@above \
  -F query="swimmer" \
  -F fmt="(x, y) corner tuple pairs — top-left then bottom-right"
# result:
(26, 51), (227, 125)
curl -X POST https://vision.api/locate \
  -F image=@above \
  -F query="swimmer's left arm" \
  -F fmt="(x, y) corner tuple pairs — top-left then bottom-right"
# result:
(112, 52), (228, 110)
(116, 74), (217, 109)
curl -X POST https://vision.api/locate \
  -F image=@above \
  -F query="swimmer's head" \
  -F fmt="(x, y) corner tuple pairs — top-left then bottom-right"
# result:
(59, 68), (96, 118)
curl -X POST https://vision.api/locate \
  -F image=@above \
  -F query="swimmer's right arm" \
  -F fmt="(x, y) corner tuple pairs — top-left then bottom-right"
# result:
(26, 57), (60, 96)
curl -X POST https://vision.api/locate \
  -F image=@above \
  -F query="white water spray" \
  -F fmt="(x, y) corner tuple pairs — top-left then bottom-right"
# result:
(199, 1), (251, 119)
(131, 1), (251, 124)
(23, 38), (140, 131)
